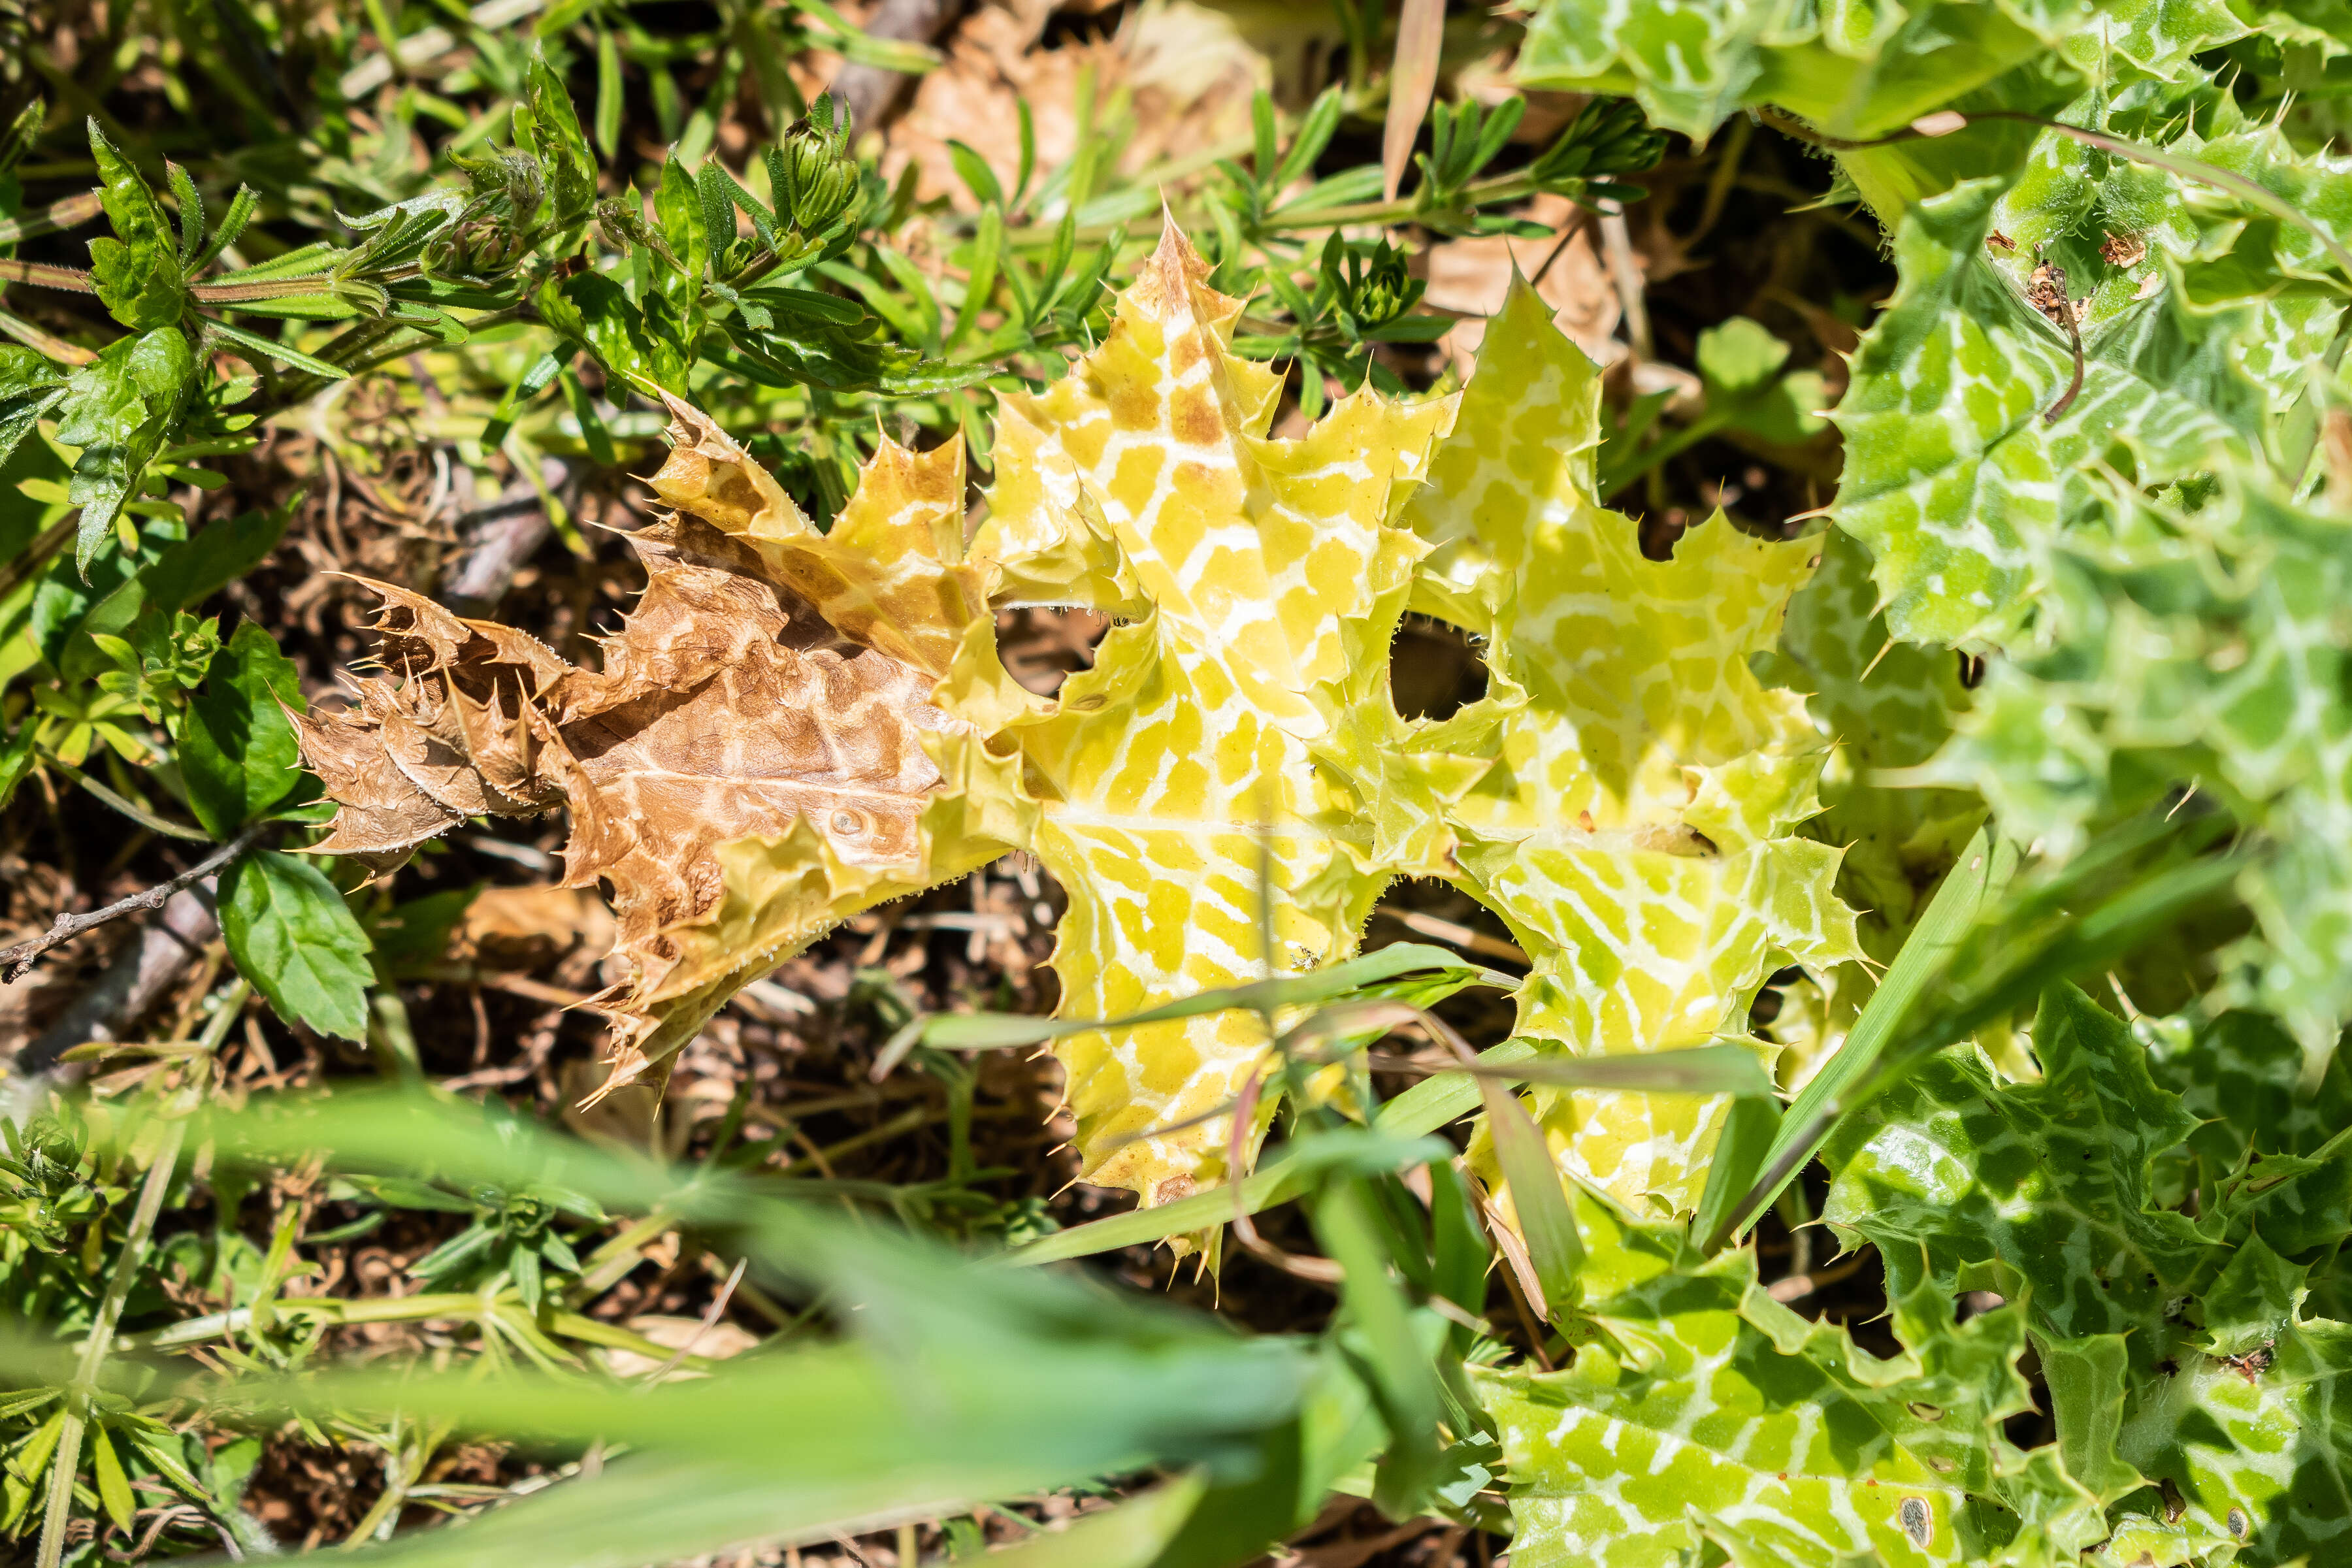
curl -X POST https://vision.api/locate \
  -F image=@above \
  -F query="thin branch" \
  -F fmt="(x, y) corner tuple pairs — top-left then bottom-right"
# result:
(0, 517), (74, 606)
(2045, 282), (2085, 424)
(0, 304), (98, 365)
(1, 821), (272, 983)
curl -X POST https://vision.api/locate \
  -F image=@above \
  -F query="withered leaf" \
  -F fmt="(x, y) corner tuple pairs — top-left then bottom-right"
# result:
(297, 398), (1028, 1096)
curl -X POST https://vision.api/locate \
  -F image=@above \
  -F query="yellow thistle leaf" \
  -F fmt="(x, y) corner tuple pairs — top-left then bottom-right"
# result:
(1407, 281), (1861, 1214)
(299, 225), (1851, 1227)
(978, 223), (1458, 1205)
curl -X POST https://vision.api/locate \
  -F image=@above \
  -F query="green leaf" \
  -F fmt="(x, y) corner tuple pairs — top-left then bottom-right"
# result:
(1755, 527), (1979, 960)
(180, 619), (306, 837)
(0, 344), (69, 470)
(523, 54), (598, 225)
(1480, 1075), (1583, 1318)
(44, 507), (286, 683)
(33, 510), (182, 671)
(1690, 1091), (1780, 1250)
(2115, 1235), (2352, 1562)
(86, 118), (188, 330)
(947, 140), (1005, 209)
(0, 384), (65, 475)
(2037, 1334), (2145, 1503)
(1514, 0), (2075, 142)
(2146, 1009), (2352, 1254)
(655, 154), (710, 299)
(734, 283), (862, 326)
(1313, 1179), (1446, 1517)
(165, 159), (204, 265)
(1480, 1198), (2035, 1567)
(1832, 87), (2345, 647)
(86, 1088), (1322, 1568)
(1823, 984), (2210, 1379)
(538, 271), (691, 397)
(595, 30), (624, 159)
(54, 325), (196, 570)
(0, 722), (35, 813)
(90, 1423), (137, 1533)
(1941, 460), (2352, 1074)
(203, 316), (351, 380)
(1697, 316), (1829, 448)
(984, 1473), (1209, 1568)
(220, 849), (374, 1039)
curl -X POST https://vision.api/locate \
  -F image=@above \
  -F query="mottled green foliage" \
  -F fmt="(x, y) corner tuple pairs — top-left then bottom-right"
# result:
(1480, 1190), (2060, 1566)
(1823, 984), (2352, 1561)
(2117, 1237), (2352, 1563)
(1515, 0), (2077, 142)
(1944, 474), (2352, 1071)
(1757, 528), (1982, 1079)
(2145, 1009), (2352, 1245)
(1823, 985), (2210, 1370)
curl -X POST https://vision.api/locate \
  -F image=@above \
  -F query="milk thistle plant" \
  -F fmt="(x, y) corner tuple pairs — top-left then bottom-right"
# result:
(1, 0), (2349, 1563)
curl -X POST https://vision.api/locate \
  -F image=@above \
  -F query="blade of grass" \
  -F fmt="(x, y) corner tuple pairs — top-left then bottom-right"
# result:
(1474, 1079), (1580, 1318)
(1003, 1038), (1759, 1265)
(1690, 1092), (1781, 1250)
(1380, 0), (1444, 203)
(875, 943), (1509, 1074)
(1700, 827), (2013, 1252)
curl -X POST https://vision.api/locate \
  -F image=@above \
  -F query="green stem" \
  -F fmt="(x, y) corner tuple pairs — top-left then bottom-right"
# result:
(0, 304), (97, 365)
(188, 274), (371, 304)
(1261, 169), (1537, 233)
(0, 192), (106, 248)
(0, 517), (75, 606)
(36, 1117), (188, 1568)
(1597, 412), (1731, 503)
(0, 257), (98, 293)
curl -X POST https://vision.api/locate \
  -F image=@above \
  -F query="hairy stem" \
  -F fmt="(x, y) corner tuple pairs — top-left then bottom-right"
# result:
(35, 1117), (188, 1568)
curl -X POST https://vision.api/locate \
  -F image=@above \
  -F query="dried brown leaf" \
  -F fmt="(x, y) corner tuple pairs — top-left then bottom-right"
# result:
(296, 402), (1030, 1098)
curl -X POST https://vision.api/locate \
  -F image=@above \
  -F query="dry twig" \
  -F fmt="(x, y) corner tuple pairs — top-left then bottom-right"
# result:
(1, 822), (270, 985)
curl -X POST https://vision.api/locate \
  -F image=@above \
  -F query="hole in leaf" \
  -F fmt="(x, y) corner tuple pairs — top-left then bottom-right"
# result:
(997, 606), (1110, 697)
(1390, 615), (1486, 721)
